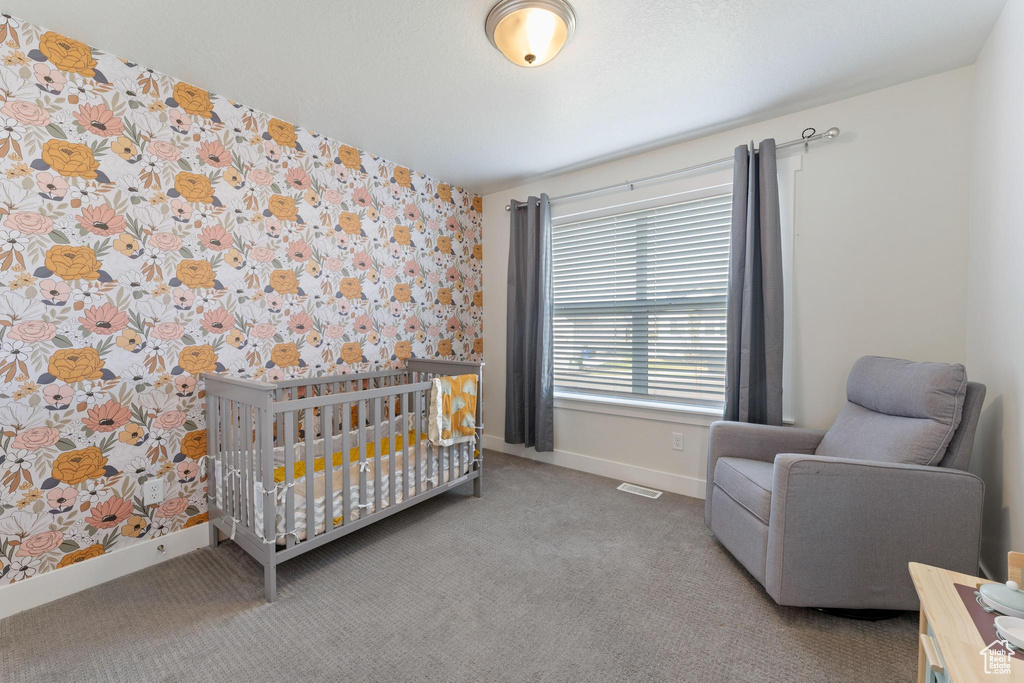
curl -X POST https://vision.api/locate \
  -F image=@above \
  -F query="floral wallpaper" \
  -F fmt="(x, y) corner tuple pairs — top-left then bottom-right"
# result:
(0, 14), (483, 586)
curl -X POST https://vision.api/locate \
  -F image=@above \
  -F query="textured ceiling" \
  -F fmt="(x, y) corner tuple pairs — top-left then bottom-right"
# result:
(3, 0), (1006, 193)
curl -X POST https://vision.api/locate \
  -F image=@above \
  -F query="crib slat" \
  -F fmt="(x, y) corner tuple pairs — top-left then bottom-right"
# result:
(225, 397), (235, 519)
(388, 394), (396, 509)
(206, 393), (218, 517)
(275, 387), (283, 446)
(400, 392), (408, 503)
(373, 396), (382, 513)
(322, 393), (334, 533)
(284, 410), (296, 549)
(233, 400), (242, 521)
(413, 390), (422, 496)
(260, 401), (275, 549)
(358, 399), (367, 516)
(244, 403), (253, 530)
(341, 401), (350, 526)
(304, 407), (315, 542)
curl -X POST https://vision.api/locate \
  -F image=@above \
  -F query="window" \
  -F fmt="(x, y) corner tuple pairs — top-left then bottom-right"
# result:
(552, 192), (731, 409)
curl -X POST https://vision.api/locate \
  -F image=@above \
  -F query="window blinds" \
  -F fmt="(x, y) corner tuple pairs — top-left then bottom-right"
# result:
(552, 193), (731, 408)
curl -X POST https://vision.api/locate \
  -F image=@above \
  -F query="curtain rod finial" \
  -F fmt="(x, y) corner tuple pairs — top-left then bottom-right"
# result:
(824, 127), (840, 139)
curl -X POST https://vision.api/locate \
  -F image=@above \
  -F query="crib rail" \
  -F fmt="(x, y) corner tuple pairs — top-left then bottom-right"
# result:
(202, 360), (483, 602)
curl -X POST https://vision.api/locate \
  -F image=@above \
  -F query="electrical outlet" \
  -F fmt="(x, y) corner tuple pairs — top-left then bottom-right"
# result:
(143, 479), (164, 506)
(671, 433), (684, 451)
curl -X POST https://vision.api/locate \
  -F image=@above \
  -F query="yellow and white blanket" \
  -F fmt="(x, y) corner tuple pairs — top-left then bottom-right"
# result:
(428, 374), (478, 446)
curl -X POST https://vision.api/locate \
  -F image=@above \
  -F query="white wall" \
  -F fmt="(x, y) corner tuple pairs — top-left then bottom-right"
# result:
(482, 67), (975, 496)
(967, 0), (1024, 581)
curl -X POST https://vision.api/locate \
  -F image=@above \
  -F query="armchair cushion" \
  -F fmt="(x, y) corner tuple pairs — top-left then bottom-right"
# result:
(815, 356), (967, 466)
(714, 457), (773, 523)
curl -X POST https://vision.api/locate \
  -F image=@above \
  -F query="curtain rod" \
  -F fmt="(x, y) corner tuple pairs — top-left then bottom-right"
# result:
(504, 126), (840, 211)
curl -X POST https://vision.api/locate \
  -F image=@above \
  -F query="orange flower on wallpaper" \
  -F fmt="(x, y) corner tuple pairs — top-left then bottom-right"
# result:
(178, 345), (218, 374)
(173, 171), (215, 204)
(47, 347), (105, 383)
(337, 144), (362, 170)
(267, 118), (298, 148)
(44, 245), (101, 280)
(52, 447), (108, 485)
(339, 278), (363, 299)
(271, 342), (301, 367)
(172, 81), (213, 118)
(38, 31), (96, 77)
(41, 139), (99, 178)
(393, 225), (412, 246)
(338, 211), (362, 235)
(180, 429), (207, 459)
(437, 339), (453, 356)
(393, 340), (412, 360)
(268, 194), (298, 221)
(393, 283), (412, 303)
(56, 544), (105, 568)
(393, 166), (412, 188)
(175, 259), (216, 289)
(340, 342), (364, 364)
(269, 269), (299, 294)
(436, 183), (452, 203)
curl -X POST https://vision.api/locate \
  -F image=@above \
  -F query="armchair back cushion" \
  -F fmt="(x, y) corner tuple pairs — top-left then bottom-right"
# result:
(815, 356), (967, 467)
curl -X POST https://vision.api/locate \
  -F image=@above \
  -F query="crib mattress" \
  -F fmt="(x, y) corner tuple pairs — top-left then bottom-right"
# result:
(215, 440), (477, 545)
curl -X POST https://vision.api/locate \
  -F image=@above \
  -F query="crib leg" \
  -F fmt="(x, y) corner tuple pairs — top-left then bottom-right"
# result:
(208, 519), (220, 548)
(473, 473), (482, 498)
(264, 563), (277, 603)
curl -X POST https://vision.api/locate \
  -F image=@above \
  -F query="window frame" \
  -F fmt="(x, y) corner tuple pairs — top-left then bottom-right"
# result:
(549, 155), (798, 421)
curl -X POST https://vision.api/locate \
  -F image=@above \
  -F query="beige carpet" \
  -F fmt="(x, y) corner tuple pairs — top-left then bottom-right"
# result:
(0, 450), (917, 682)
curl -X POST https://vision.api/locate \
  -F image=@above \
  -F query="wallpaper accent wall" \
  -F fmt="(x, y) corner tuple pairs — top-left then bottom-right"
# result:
(0, 15), (482, 585)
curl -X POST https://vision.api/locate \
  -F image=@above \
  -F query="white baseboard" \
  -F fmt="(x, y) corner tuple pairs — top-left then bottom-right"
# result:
(483, 435), (706, 500)
(0, 523), (207, 620)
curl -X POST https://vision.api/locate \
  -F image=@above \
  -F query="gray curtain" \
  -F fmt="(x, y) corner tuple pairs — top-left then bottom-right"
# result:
(505, 194), (554, 451)
(724, 139), (784, 425)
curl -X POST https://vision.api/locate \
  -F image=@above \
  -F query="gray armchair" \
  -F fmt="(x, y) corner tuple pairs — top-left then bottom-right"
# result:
(704, 356), (986, 611)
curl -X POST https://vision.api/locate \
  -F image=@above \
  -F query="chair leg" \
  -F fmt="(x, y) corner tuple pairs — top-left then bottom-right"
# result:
(264, 563), (277, 603)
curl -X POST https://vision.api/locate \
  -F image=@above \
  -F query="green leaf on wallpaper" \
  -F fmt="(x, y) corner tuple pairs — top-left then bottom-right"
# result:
(46, 123), (66, 140)
(183, 420), (197, 431)
(179, 246), (193, 258)
(185, 506), (199, 516)
(56, 438), (76, 451)
(59, 540), (80, 552)
(181, 334), (195, 345)
(177, 159), (191, 172)
(271, 183), (282, 194)
(52, 335), (73, 348)
(49, 230), (69, 245)
(273, 334), (283, 343)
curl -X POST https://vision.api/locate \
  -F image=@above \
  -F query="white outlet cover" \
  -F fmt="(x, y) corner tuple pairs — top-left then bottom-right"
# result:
(143, 479), (164, 506)
(671, 433), (684, 451)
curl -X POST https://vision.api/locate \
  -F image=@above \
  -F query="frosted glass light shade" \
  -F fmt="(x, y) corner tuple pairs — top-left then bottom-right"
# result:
(485, 0), (576, 68)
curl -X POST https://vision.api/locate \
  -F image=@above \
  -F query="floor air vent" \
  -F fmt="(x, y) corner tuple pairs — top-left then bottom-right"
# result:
(617, 483), (663, 499)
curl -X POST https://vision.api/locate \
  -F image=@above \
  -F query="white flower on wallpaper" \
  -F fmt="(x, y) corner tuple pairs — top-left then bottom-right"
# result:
(0, 16), (483, 583)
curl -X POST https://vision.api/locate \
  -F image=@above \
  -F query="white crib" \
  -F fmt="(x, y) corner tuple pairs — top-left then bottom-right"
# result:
(202, 359), (483, 601)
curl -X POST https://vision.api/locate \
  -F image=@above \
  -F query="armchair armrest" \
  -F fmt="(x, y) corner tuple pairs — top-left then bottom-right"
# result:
(765, 454), (984, 610)
(705, 421), (826, 526)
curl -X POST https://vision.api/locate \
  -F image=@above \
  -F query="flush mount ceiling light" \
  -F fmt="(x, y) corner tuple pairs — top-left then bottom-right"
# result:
(485, 0), (577, 68)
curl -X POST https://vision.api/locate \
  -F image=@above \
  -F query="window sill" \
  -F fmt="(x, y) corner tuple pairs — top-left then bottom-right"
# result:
(553, 391), (723, 426)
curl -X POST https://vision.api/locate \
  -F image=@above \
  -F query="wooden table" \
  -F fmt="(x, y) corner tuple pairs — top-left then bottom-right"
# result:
(910, 553), (1024, 682)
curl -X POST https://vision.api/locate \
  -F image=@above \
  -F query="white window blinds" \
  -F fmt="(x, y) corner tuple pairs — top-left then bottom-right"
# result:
(552, 192), (731, 408)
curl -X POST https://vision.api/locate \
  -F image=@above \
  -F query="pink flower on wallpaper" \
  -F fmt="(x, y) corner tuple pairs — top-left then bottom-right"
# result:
(446, 266), (459, 283)
(251, 322), (277, 339)
(247, 246), (274, 263)
(335, 298), (350, 314)
(9, 320), (57, 343)
(36, 172), (68, 200)
(263, 140), (281, 162)
(176, 460), (197, 481)
(78, 205), (126, 236)
(288, 311), (314, 334)
(323, 189), (344, 205)
(351, 187), (372, 208)
(86, 496), (134, 529)
(156, 497), (189, 519)
(199, 225), (233, 251)
(12, 426), (60, 449)
(264, 217), (282, 237)
(381, 205), (398, 221)
(168, 108), (191, 132)
(404, 203), (420, 222)
(171, 288), (194, 308)
(152, 322), (185, 340)
(170, 198), (192, 222)
(323, 257), (345, 272)
(174, 375), (196, 396)
(446, 216), (459, 232)
(200, 307), (235, 334)
(5, 211), (52, 235)
(286, 239), (312, 262)
(248, 168), (274, 186)
(147, 140), (181, 162)
(16, 530), (63, 557)
(197, 140), (232, 168)
(404, 316), (422, 333)
(266, 368), (285, 381)
(73, 103), (124, 137)
(150, 231), (182, 251)
(47, 486), (77, 512)
(403, 259), (420, 277)
(285, 166), (311, 190)
(446, 317), (460, 333)
(265, 294), (283, 311)
(1, 99), (50, 127)
(38, 278), (70, 305)
(426, 272), (441, 284)
(33, 63), (65, 93)
(325, 325), (345, 339)
(353, 314), (373, 334)
(352, 251), (371, 270)
(381, 266), (397, 279)
(382, 325), (398, 339)
(153, 410), (187, 430)
(83, 399), (131, 433)
(42, 383), (73, 409)
(79, 303), (129, 335)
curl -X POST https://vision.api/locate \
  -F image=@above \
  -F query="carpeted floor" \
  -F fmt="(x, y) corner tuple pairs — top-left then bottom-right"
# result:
(0, 450), (918, 682)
